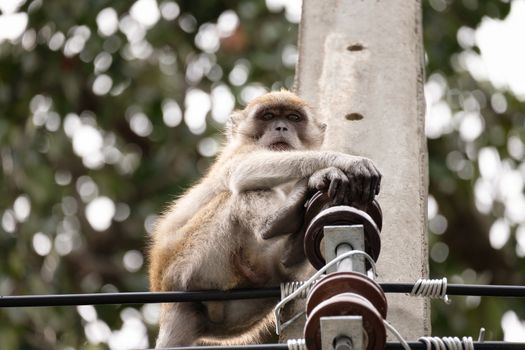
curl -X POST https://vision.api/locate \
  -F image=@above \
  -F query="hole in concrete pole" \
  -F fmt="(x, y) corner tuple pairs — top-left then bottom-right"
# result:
(345, 113), (364, 121)
(347, 44), (364, 51)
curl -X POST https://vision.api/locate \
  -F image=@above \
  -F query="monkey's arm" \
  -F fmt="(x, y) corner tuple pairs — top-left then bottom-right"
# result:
(156, 179), (224, 235)
(229, 150), (337, 190)
(229, 150), (381, 203)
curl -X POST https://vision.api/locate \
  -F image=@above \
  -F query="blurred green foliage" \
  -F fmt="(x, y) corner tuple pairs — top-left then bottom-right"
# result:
(0, 0), (523, 349)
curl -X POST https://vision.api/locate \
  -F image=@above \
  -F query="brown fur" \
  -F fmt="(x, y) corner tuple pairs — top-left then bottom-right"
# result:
(148, 91), (381, 347)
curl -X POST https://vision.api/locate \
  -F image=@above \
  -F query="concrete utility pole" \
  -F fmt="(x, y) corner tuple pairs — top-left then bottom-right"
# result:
(284, 0), (429, 341)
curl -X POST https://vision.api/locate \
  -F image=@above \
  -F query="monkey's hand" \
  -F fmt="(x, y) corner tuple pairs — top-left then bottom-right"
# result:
(334, 156), (381, 206)
(308, 167), (351, 205)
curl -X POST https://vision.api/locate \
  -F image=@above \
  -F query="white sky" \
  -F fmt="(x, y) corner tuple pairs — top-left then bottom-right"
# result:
(476, 0), (525, 100)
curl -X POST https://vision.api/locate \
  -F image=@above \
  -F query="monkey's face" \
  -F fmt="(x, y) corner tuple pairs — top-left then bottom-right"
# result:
(229, 91), (325, 151)
(252, 105), (309, 150)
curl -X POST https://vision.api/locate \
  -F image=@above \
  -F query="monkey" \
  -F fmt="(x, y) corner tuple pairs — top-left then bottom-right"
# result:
(148, 90), (381, 348)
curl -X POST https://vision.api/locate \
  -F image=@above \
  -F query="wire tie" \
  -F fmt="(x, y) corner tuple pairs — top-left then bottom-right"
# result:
(287, 338), (307, 350)
(477, 327), (485, 342)
(410, 277), (451, 304)
(418, 336), (474, 350)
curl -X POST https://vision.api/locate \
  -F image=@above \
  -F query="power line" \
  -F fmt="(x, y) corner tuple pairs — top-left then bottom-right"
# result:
(381, 283), (525, 297)
(0, 288), (280, 307)
(1, 283), (524, 308)
(144, 342), (525, 350)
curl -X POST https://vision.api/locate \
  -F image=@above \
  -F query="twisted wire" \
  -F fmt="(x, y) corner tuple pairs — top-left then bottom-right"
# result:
(418, 336), (474, 350)
(286, 338), (307, 350)
(410, 278), (451, 304)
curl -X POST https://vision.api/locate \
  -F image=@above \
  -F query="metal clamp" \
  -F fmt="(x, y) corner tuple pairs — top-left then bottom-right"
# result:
(321, 316), (363, 350)
(323, 225), (366, 274)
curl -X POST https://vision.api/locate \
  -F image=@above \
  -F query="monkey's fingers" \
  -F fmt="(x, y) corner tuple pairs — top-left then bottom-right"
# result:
(368, 163), (382, 196)
(359, 175), (370, 205)
(311, 168), (356, 205)
(368, 172), (382, 202)
(327, 177), (341, 199)
(362, 163), (381, 202)
(368, 178), (377, 203)
(336, 178), (351, 205)
(352, 174), (365, 205)
(360, 174), (375, 206)
(334, 184), (347, 205)
(308, 173), (327, 192)
(375, 174), (382, 195)
(350, 174), (372, 207)
(343, 187), (353, 205)
(347, 174), (358, 204)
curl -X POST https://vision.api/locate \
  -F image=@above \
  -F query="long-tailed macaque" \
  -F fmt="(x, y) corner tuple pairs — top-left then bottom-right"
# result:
(148, 90), (381, 347)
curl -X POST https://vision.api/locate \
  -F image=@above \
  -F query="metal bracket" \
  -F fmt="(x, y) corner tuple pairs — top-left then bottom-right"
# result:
(321, 316), (363, 350)
(323, 225), (366, 274)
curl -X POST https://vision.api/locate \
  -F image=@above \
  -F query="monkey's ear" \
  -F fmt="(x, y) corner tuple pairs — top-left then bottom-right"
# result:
(225, 110), (244, 140)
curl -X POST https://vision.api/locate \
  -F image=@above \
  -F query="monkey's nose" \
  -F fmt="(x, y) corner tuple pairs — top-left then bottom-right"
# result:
(275, 126), (288, 131)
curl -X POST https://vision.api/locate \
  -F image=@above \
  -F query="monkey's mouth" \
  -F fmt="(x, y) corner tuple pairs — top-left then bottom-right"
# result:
(269, 142), (291, 151)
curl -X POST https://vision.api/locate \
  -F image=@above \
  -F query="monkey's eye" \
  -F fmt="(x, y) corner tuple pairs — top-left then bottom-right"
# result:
(287, 114), (302, 122)
(261, 113), (274, 121)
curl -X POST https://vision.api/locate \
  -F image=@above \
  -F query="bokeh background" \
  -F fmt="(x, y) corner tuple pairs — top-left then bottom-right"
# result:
(1, 0), (524, 348)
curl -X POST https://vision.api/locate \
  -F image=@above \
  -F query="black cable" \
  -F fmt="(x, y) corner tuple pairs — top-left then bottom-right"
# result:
(158, 346), (287, 350)
(0, 288), (281, 307)
(389, 342), (525, 349)
(380, 283), (525, 297)
(1, 283), (525, 308)
(147, 342), (525, 350)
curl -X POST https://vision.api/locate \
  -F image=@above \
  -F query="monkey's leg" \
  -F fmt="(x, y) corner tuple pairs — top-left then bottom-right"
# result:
(262, 167), (356, 242)
(261, 168), (354, 267)
(260, 179), (308, 240)
(156, 303), (204, 348)
(254, 179), (309, 267)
